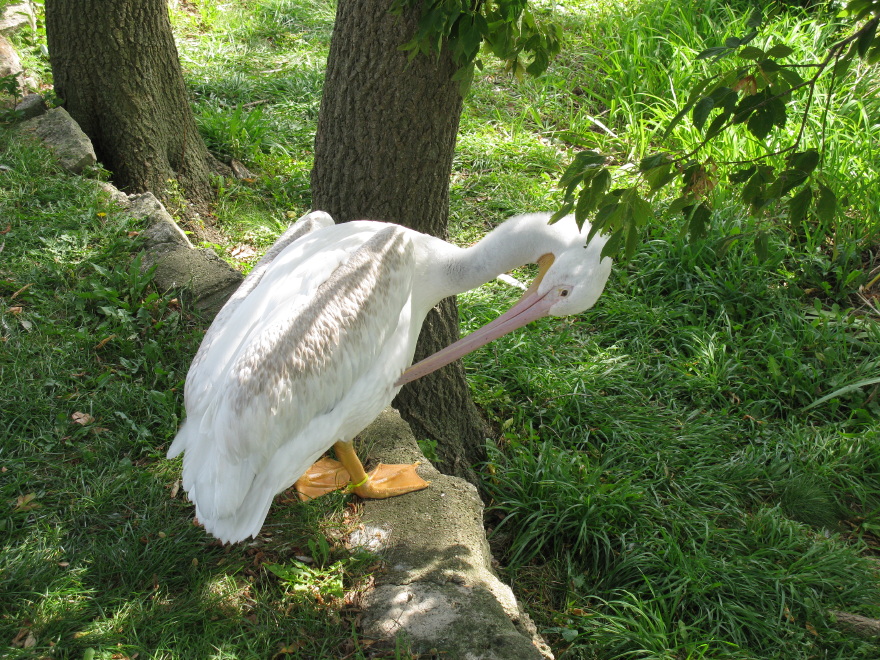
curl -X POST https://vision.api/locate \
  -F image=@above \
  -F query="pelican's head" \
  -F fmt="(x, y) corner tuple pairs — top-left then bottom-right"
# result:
(397, 223), (613, 386)
(529, 234), (613, 318)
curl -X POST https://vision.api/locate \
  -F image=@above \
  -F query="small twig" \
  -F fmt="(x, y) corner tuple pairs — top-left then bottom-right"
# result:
(241, 99), (270, 109)
(11, 283), (32, 300)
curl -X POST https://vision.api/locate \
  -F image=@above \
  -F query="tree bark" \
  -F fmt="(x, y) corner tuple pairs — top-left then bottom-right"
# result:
(45, 0), (216, 202)
(311, 0), (490, 483)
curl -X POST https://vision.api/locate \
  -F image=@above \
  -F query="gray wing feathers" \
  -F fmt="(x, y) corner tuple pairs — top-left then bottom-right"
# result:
(187, 211), (334, 383)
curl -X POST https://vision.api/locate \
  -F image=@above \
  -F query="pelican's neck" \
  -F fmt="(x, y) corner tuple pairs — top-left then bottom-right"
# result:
(438, 213), (576, 297)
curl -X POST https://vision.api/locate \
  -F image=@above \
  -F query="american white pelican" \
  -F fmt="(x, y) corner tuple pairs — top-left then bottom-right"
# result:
(168, 211), (612, 543)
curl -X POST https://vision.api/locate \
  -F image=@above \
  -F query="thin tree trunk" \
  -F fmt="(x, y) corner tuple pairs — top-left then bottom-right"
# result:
(45, 0), (216, 202)
(311, 0), (490, 483)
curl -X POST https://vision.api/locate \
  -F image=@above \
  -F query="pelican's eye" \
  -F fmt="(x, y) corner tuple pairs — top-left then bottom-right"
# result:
(559, 287), (571, 297)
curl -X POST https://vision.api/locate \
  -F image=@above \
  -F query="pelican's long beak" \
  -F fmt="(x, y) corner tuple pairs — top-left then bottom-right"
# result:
(396, 254), (556, 387)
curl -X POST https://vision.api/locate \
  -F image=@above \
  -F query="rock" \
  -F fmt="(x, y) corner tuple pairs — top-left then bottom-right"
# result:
(830, 610), (880, 639)
(15, 93), (46, 120)
(0, 2), (36, 35)
(18, 107), (97, 174)
(0, 33), (22, 82)
(353, 408), (553, 660)
(93, 180), (130, 208)
(129, 192), (243, 317)
(129, 193), (193, 250)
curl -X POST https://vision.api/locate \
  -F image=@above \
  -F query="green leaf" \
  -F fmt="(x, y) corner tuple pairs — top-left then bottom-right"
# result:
(687, 202), (711, 239)
(778, 67), (805, 88)
(549, 202), (574, 224)
(526, 49), (550, 76)
(639, 153), (668, 171)
(692, 96), (714, 130)
(710, 86), (737, 112)
(725, 37), (742, 48)
(746, 9), (762, 28)
(575, 185), (598, 226)
(857, 18), (878, 58)
(772, 169), (809, 196)
(644, 162), (676, 192)
(629, 191), (654, 227)
(625, 223), (639, 258)
(705, 111), (730, 140)
(758, 58), (781, 72)
(868, 37), (880, 64)
(592, 201), (618, 231)
(788, 185), (813, 225)
(742, 170), (767, 209)
(697, 46), (730, 60)
(559, 150), (605, 198)
(739, 46), (765, 60)
(815, 184), (837, 222)
(754, 231), (769, 261)
(747, 105), (775, 140)
(766, 44), (794, 58)
(600, 228), (624, 259)
(739, 29), (759, 47)
(788, 149), (820, 175)
(833, 50), (854, 78)
(667, 196), (690, 216)
(770, 97), (787, 129)
(730, 166), (756, 184)
(733, 92), (765, 124)
(591, 167), (612, 197)
(663, 75), (720, 137)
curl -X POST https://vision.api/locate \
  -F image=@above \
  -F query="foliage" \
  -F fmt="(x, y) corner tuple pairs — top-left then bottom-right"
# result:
(390, 0), (562, 93)
(0, 73), (24, 123)
(555, 1), (880, 261)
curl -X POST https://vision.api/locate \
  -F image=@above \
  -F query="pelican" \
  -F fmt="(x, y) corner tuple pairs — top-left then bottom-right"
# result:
(168, 211), (612, 543)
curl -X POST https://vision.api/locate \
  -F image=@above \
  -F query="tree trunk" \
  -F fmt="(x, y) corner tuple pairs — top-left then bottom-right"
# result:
(45, 0), (216, 202)
(311, 0), (490, 483)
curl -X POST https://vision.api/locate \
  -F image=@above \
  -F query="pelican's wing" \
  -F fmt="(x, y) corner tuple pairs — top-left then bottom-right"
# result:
(190, 210), (334, 378)
(169, 223), (417, 542)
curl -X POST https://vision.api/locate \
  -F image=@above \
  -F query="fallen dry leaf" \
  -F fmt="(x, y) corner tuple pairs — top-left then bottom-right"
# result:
(170, 480), (180, 499)
(11, 627), (28, 647)
(71, 411), (95, 426)
(14, 493), (40, 512)
(8, 306), (22, 314)
(230, 244), (257, 260)
(0, 223), (11, 235)
(94, 334), (116, 350)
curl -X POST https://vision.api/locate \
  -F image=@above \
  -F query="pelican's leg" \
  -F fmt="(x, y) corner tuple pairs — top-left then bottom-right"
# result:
(333, 441), (430, 499)
(295, 456), (351, 501)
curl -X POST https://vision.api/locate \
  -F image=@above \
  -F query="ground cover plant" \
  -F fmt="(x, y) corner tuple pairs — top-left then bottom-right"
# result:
(2, 0), (879, 658)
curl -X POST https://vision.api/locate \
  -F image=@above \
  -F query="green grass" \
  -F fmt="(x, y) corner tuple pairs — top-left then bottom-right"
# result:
(3, 0), (880, 658)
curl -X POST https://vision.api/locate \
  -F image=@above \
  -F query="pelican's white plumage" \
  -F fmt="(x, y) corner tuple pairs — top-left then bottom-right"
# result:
(169, 211), (612, 543)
